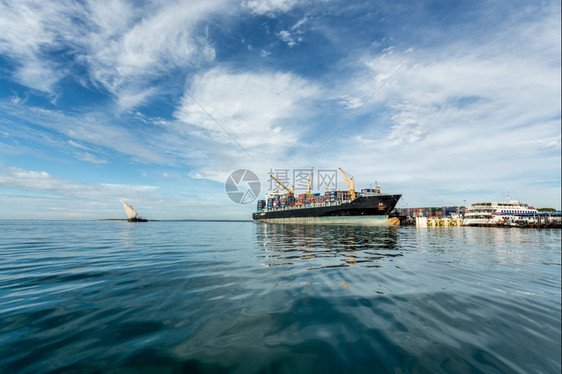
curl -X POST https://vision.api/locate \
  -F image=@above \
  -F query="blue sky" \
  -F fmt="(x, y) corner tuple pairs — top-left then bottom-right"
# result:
(0, 0), (560, 219)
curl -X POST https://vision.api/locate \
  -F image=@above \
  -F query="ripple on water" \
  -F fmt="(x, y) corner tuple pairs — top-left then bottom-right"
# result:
(0, 221), (559, 373)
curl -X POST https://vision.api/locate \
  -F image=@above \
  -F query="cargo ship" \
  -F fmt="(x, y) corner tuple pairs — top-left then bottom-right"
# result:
(252, 168), (401, 225)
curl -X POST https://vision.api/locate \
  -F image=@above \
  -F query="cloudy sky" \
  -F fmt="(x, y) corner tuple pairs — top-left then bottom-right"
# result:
(0, 0), (560, 219)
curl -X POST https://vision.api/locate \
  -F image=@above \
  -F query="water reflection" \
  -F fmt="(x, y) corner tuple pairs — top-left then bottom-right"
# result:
(255, 223), (401, 270)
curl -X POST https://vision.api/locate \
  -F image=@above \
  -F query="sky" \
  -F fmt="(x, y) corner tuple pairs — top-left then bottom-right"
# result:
(0, 0), (560, 220)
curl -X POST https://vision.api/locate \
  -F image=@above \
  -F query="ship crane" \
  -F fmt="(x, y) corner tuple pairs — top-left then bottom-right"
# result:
(269, 174), (294, 195)
(306, 167), (314, 195)
(338, 168), (356, 200)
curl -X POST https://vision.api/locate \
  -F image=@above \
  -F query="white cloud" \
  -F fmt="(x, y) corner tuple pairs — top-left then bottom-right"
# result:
(298, 5), (561, 208)
(174, 68), (320, 154)
(0, 164), (252, 219)
(278, 30), (296, 47)
(67, 140), (89, 150)
(0, 165), (155, 197)
(0, 0), (229, 108)
(243, 0), (300, 15)
(277, 16), (307, 47)
(0, 0), (75, 93)
(337, 95), (363, 109)
(1, 100), (171, 164)
(0, 0), (559, 215)
(115, 86), (160, 112)
(12, 58), (66, 94)
(76, 152), (107, 164)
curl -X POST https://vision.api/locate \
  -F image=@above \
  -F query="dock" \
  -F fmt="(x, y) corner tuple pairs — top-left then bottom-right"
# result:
(412, 215), (561, 228)
(415, 217), (463, 227)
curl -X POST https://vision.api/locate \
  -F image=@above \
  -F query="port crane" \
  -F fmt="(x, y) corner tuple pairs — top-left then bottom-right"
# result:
(269, 174), (294, 195)
(338, 168), (356, 200)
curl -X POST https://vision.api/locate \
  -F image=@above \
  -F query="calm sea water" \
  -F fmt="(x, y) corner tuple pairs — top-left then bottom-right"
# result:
(0, 220), (560, 373)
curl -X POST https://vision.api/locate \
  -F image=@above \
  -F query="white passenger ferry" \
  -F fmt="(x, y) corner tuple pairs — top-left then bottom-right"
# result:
(463, 200), (539, 226)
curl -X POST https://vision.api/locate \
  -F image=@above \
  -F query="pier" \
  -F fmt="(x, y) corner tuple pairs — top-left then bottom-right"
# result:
(393, 205), (561, 228)
(415, 217), (463, 227)
(412, 215), (561, 228)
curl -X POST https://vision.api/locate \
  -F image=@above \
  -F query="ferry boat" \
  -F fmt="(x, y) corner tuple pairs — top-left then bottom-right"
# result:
(252, 168), (401, 225)
(463, 200), (539, 226)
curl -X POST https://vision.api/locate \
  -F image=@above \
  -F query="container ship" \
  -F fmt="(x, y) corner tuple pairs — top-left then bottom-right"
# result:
(252, 168), (401, 225)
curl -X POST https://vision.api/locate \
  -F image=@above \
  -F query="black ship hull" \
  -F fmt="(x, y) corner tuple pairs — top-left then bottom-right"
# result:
(252, 194), (401, 223)
(128, 217), (148, 222)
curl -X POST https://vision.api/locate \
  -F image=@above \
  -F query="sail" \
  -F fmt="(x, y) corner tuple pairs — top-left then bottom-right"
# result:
(122, 201), (138, 219)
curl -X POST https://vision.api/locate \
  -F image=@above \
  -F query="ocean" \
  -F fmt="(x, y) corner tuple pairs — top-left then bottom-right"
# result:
(0, 220), (560, 373)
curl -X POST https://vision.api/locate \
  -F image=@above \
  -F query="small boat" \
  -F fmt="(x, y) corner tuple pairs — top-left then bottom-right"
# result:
(122, 201), (148, 222)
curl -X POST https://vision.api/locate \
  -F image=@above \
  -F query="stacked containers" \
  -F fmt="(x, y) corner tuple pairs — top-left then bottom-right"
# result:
(257, 200), (266, 211)
(443, 207), (457, 217)
(397, 206), (462, 217)
(288, 195), (296, 206)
